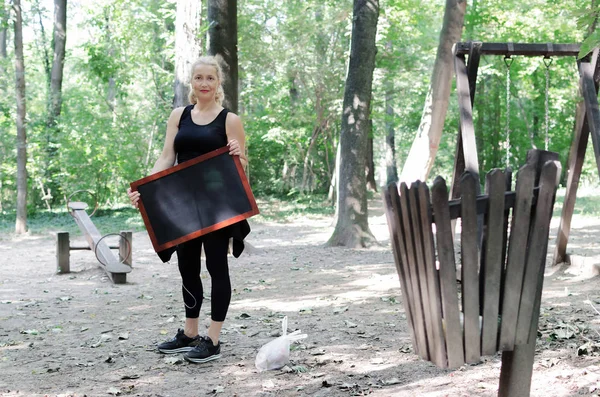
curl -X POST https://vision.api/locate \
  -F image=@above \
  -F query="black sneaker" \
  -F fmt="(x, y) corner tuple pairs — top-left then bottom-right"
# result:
(183, 336), (221, 363)
(157, 329), (201, 354)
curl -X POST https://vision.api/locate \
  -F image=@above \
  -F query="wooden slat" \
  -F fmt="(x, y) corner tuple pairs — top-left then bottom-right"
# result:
(416, 182), (448, 368)
(554, 100), (589, 265)
(515, 161), (560, 344)
(526, 161), (561, 345)
(454, 42), (580, 57)
(526, 150), (560, 187)
(398, 183), (430, 360)
(458, 172), (480, 363)
(390, 186), (422, 356)
(498, 164), (535, 351)
(498, 169), (513, 316)
(409, 182), (439, 364)
(479, 170), (506, 355)
(383, 186), (418, 352)
(499, 161), (561, 397)
(431, 176), (465, 368)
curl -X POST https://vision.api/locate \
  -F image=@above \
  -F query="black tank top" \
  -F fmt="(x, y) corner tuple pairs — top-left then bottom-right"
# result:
(174, 105), (229, 164)
(155, 105), (251, 263)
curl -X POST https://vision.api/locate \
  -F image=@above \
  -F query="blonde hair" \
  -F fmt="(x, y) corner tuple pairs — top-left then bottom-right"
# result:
(188, 56), (225, 106)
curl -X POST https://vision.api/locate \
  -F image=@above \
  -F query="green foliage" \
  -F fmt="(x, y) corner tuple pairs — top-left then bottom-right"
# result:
(0, 206), (145, 235)
(1, 0), (599, 223)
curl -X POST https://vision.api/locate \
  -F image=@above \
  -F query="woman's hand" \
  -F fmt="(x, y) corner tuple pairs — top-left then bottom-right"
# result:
(127, 187), (141, 209)
(228, 139), (242, 156)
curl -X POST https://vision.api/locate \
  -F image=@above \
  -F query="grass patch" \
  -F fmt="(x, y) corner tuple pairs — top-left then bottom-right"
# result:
(254, 194), (334, 221)
(553, 189), (600, 217)
(0, 206), (146, 236)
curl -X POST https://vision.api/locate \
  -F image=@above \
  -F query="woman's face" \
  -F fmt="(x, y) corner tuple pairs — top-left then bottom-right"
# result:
(191, 64), (219, 101)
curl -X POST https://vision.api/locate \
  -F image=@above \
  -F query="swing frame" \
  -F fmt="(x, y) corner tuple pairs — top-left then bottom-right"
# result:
(448, 41), (600, 396)
(451, 41), (600, 267)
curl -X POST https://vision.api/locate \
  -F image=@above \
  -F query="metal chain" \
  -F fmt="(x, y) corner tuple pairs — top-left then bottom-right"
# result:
(504, 56), (513, 167)
(544, 57), (553, 151)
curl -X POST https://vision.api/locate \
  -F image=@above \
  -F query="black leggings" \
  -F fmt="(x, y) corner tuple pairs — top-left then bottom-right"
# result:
(176, 229), (231, 321)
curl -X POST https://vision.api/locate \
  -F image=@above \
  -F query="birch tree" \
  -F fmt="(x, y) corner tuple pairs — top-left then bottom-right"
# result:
(173, 0), (202, 108)
(13, 0), (27, 234)
(399, 0), (466, 183)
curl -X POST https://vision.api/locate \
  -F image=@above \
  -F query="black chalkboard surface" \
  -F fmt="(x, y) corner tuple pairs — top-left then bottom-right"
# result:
(130, 146), (259, 253)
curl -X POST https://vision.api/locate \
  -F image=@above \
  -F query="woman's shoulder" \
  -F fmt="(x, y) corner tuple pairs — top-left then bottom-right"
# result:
(225, 110), (241, 123)
(169, 105), (193, 125)
(169, 106), (187, 118)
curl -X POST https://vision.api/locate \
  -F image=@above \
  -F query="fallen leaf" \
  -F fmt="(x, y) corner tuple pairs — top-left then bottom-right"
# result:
(344, 320), (357, 328)
(164, 356), (183, 365)
(333, 306), (348, 315)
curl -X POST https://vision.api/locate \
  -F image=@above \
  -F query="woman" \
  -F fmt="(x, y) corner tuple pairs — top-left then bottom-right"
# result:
(127, 56), (248, 364)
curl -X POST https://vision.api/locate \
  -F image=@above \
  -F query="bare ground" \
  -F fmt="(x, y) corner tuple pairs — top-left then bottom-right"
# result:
(1, 198), (600, 397)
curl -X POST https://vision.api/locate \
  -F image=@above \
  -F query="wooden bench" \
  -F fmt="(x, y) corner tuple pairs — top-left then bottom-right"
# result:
(57, 201), (132, 284)
(383, 150), (560, 396)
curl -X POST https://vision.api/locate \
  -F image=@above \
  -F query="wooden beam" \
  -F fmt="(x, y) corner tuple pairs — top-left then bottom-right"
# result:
(454, 42), (580, 57)
(553, 90), (592, 265)
(436, 187), (539, 221)
(451, 42), (482, 199)
(553, 51), (600, 266)
(56, 232), (70, 273)
(580, 62), (600, 177)
(454, 52), (480, 179)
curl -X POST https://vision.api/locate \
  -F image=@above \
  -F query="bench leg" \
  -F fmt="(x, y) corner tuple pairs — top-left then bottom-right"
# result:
(57, 232), (70, 273)
(110, 272), (127, 284)
(498, 326), (536, 397)
(119, 230), (132, 267)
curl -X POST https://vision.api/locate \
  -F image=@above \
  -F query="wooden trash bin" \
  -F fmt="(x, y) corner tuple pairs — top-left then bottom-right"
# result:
(383, 150), (560, 396)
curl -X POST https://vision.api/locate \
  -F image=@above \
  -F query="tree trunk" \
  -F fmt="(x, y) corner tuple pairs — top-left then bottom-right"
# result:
(399, 0), (466, 183)
(207, 0), (238, 113)
(173, 0), (202, 108)
(366, 121), (377, 191)
(385, 82), (398, 184)
(48, 0), (66, 126)
(327, 0), (379, 248)
(0, 3), (8, 75)
(13, 0), (27, 234)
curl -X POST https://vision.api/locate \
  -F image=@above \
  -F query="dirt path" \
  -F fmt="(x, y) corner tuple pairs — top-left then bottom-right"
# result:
(1, 200), (599, 397)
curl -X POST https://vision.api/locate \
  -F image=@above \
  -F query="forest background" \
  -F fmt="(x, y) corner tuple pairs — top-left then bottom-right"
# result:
(1, 0), (599, 233)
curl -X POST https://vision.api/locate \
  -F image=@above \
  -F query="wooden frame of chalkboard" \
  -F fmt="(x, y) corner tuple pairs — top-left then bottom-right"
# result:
(130, 146), (259, 253)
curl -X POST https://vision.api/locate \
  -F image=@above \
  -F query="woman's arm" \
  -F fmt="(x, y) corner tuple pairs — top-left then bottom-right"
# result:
(127, 107), (184, 208)
(225, 112), (247, 169)
(151, 107), (185, 174)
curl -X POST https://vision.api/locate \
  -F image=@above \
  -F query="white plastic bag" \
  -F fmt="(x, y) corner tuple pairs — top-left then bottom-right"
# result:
(255, 316), (307, 371)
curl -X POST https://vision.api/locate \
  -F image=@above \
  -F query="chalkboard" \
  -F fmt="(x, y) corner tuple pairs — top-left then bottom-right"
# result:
(130, 146), (259, 253)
